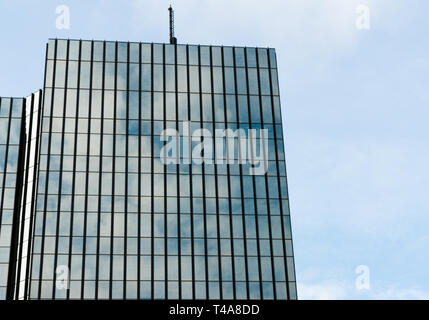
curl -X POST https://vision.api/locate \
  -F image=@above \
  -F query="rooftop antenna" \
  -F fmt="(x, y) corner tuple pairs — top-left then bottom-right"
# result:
(168, 5), (177, 44)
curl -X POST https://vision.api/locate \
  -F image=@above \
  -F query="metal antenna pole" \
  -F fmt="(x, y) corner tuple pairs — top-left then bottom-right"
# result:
(168, 6), (177, 44)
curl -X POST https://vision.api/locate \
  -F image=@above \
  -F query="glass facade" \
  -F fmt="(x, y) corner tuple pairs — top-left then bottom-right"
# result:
(1, 38), (296, 300)
(0, 97), (25, 300)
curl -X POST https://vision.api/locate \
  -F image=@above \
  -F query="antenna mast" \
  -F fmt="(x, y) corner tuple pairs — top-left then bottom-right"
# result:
(168, 6), (177, 44)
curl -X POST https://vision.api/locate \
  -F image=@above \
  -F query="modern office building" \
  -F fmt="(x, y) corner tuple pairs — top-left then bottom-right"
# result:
(0, 38), (296, 300)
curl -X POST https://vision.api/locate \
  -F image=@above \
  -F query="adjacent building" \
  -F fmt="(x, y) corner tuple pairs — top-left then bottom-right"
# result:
(0, 97), (26, 299)
(0, 38), (296, 300)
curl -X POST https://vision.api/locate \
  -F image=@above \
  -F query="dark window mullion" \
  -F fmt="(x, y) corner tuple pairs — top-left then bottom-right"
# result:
(66, 40), (82, 300)
(123, 42), (130, 299)
(209, 46), (223, 299)
(150, 42), (155, 299)
(174, 43), (182, 300)
(232, 47), (250, 299)
(186, 45), (196, 300)
(52, 39), (70, 299)
(95, 40), (106, 300)
(109, 41), (118, 300)
(244, 47), (266, 299)
(80, 40), (94, 299)
(37, 39), (58, 299)
(198, 46), (209, 299)
(254, 48), (277, 300)
(221, 46), (237, 299)
(137, 42), (142, 300)
(266, 48), (293, 299)
(162, 44), (168, 299)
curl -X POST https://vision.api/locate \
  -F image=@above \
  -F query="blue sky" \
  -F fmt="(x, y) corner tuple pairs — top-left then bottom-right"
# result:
(1, 0), (428, 299)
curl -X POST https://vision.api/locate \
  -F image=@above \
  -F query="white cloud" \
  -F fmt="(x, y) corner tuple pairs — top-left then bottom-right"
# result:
(298, 280), (429, 300)
(298, 281), (349, 300)
(371, 287), (429, 300)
